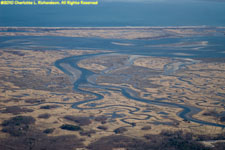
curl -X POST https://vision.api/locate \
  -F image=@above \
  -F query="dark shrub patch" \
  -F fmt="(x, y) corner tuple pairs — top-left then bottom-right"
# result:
(148, 130), (208, 150)
(95, 116), (107, 124)
(25, 99), (45, 104)
(212, 132), (225, 140)
(212, 142), (225, 150)
(40, 105), (60, 109)
(0, 130), (84, 150)
(160, 129), (180, 137)
(6, 50), (25, 56)
(113, 127), (127, 134)
(97, 126), (108, 131)
(141, 126), (151, 130)
(38, 113), (51, 119)
(88, 135), (146, 150)
(2, 116), (35, 126)
(203, 110), (219, 117)
(1, 106), (33, 115)
(144, 134), (154, 140)
(220, 116), (225, 122)
(89, 131), (210, 150)
(79, 130), (96, 137)
(2, 124), (29, 136)
(60, 124), (82, 131)
(1, 116), (35, 136)
(43, 128), (55, 134)
(64, 115), (91, 126)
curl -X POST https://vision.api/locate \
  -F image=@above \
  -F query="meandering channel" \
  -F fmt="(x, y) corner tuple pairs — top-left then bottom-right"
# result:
(55, 52), (225, 128)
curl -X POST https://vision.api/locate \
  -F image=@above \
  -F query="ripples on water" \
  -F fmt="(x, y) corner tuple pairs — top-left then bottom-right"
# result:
(1, 35), (225, 58)
(1, 1), (225, 26)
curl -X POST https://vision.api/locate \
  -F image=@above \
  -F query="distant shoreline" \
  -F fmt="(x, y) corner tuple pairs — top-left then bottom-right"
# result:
(1, 26), (225, 29)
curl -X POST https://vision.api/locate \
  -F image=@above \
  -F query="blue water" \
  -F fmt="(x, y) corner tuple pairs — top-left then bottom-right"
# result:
(1, 1), (225, 58)
(1, 1), (225, 27)
(1, 35), (225, 58)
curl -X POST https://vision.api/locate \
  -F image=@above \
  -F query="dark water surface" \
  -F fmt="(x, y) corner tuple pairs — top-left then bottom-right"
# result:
(1, 1), (225, 27)
(1, 35), (225, 58)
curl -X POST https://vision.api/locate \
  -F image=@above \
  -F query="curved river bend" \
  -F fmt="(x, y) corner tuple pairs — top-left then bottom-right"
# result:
(55, 52), (225, 128)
